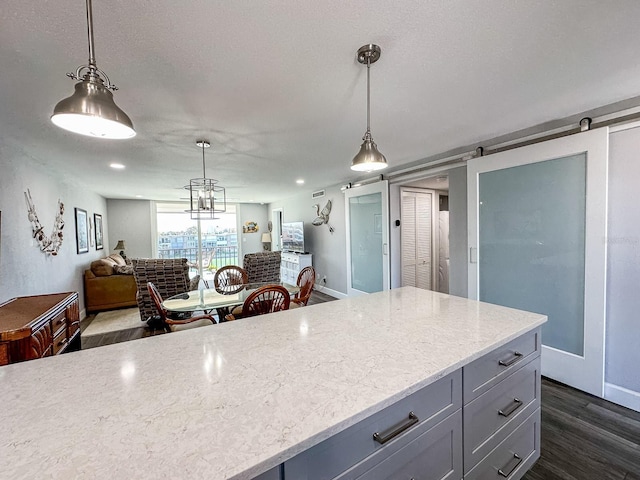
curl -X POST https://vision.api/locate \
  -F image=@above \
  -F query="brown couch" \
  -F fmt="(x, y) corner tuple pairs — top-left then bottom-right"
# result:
(84, 254), (137, 313)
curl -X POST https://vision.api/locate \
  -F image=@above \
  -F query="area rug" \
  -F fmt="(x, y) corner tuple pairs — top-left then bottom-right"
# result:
(83, 308), (144, 336)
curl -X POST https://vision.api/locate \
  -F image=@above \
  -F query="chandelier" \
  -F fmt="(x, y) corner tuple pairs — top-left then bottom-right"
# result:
(185, 140), (226, 220)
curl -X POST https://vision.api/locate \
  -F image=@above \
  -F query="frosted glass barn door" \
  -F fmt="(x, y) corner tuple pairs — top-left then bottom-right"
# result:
(467, 128), (608, 396)
(345, 180), (390, 296)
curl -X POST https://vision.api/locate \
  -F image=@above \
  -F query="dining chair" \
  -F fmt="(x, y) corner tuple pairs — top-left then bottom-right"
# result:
(290, 266), (316, 308)
(213, 265), (249, 321)
(147, 282), (217, 332)
(224, 285), (290, 321)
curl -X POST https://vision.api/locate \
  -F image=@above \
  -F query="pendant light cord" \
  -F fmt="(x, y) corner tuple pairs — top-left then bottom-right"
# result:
(366, 55), (371, 135)
(85, 0), (96, 70)
(202, 143), (207, 178)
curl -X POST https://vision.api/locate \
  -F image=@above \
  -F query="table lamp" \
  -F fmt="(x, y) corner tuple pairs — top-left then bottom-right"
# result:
(114, 240), (126, 259)
(261, 232), (272, 251)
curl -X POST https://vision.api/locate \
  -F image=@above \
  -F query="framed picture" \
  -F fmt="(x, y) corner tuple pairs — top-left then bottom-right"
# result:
(94, 213), (104, 250)
(75, 208), (89, 254)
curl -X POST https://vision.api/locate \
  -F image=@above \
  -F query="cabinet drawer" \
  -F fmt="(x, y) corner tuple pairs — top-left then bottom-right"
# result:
(284, 370), (461, 480)
(463, 328), (540, 403)
(51, 310), (66, 336)
(68, 320), (80, 338)
(465, 409), (540, 480)
(464, 356), (540, 472)
(334, 411), (461, 480)
(52, 328), (68, 355)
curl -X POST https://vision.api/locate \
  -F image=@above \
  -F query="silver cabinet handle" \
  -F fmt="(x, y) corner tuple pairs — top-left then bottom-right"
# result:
(373, 412), (419, 445)
(498, 351), (523, 367)
(498, 398), (523, 417)
(498, 453), (522, 477)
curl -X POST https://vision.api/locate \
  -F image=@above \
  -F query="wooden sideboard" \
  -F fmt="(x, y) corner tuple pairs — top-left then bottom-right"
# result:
(0, 292), (81, 366)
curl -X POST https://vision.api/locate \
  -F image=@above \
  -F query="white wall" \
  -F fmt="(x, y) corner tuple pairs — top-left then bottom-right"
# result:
(107, 199), (156, 259)
(604, 126), (640, 410)
(268, 185), (347, 295)
(0, 142), (107, 315)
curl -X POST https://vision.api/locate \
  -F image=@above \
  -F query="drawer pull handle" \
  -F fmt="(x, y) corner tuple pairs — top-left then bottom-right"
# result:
(498, 398), (523, 417)
(498, 351), (523, 367)
(373, 412), (419, 445)
(498, 453), (522, 477)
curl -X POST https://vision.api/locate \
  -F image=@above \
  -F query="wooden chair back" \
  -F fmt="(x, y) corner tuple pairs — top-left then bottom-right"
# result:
(214, 265), (248, 294)
(294, 266), (316, 306)
(242, 285), (290, 318)
(147, 281), (169, 323)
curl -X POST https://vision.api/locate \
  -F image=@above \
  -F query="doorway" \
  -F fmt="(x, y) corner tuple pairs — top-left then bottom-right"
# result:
(399, 177), (450, 294)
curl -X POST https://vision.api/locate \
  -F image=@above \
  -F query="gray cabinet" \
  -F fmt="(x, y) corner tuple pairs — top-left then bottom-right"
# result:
(252, 328), (542, 480)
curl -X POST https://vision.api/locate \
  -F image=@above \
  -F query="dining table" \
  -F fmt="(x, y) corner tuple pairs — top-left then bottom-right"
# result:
(162, 282), (300, 314)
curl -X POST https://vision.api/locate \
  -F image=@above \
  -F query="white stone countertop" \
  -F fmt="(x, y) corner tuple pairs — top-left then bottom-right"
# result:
(0, 287), (546, 480)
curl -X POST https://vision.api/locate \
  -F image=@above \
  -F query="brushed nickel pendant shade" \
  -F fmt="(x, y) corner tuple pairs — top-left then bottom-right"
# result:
(51, 0), (135, 139)
(351, 44), (387, 172)
(185, 140), (227, 220)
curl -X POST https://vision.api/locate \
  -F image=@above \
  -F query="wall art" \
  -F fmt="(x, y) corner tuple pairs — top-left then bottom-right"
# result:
(75, 208), (89, 254)
(94, 213), (103, 250)
(24, 189), (65, 256)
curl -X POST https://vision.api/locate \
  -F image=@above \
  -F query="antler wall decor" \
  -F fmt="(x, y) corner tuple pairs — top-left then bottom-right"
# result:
(312, 199), (334, 233)
(24, 189), (65, 255)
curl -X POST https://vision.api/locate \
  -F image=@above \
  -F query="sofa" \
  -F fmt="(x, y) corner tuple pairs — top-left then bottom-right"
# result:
(84, 253), (137, 313)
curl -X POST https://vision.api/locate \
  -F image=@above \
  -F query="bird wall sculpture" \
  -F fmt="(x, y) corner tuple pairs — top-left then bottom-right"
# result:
(312, 199), (334, 233)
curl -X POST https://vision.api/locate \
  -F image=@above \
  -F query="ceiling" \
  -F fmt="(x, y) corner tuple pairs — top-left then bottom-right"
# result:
(3, 1), (640, 204)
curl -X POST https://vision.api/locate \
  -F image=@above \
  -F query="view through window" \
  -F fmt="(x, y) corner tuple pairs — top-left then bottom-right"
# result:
(156, 203), (238, 282)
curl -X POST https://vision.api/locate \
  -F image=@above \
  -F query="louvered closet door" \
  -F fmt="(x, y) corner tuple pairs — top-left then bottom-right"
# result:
(401, 189), (433, 290)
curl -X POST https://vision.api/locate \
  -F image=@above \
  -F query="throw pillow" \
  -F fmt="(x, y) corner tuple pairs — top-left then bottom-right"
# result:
(108, 253), (127, 266)
(90, 258), (115, 276)
(113, 264), (134, 275)
(189, 275), (201, 291)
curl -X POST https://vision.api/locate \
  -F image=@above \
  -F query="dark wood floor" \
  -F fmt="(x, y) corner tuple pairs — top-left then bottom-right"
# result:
(524, 378), (640, 480)
(81, 289), (337, 350)
(82, 294), (640, 479)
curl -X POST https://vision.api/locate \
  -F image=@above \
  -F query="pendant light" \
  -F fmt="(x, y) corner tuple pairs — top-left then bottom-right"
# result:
(185, 140), (227, 220)
(51, 0), (135, 139)
(351, 44), (387, 172)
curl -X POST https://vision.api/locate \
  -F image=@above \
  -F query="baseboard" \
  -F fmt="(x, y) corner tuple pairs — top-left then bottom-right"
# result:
(604, 382), (640, 412)
(80, 308), (87, 320)
(314, 286), (347, 299)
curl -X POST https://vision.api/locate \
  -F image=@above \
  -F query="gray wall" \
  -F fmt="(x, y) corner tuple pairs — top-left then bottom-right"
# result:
(237, 203), (269, 258)
(606, 127), (640, 395)
(268, 184), (347, 295)
(447, 166), (468, 297)
(107, 199), (156, 258)
(0, 142), (107, 315)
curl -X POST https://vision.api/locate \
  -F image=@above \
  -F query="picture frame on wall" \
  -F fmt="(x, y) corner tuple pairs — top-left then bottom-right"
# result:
(94, 213), (103, 250)
(75, 208), (89, 254)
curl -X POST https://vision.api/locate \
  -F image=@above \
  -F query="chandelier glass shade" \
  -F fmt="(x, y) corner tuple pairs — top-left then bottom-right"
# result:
(351, 44), (387, 172)
(51, 0), (135, 139)
(185, 141), (226, 220)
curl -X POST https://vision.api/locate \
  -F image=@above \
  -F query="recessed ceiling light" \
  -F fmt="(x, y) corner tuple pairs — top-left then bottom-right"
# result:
(110, 163), (125, 169)
(135, 195), (143, 198)
(296, 179), (305, 185)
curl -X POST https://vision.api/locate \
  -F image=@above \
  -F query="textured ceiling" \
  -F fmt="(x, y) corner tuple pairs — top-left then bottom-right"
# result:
(2, 1), (640, 203)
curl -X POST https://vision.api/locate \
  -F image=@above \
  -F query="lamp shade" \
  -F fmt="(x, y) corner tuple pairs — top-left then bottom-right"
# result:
(351, 136), (388, 171)
(261, 233), (272, 243)
(114, 240), (126, 251)
(51, 78), (135, 139)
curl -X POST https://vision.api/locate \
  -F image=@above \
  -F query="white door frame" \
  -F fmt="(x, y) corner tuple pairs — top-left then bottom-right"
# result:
(345, 180), (390, 296)
(467, 128), (609, 396)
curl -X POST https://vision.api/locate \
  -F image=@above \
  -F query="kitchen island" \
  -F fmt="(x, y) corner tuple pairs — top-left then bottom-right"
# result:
(0, 287), (546, 479)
